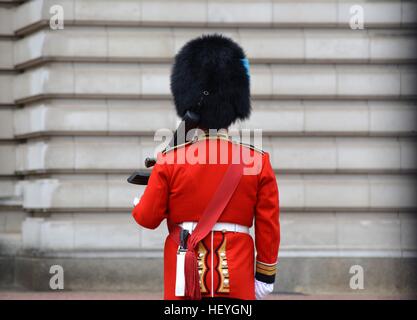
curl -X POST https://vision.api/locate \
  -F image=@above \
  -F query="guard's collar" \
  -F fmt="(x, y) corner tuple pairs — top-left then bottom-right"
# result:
(196, 129), (229, 141)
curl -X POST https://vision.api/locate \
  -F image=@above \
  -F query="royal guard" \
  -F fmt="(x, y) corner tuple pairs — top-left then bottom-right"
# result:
(132, 34), (280, 300)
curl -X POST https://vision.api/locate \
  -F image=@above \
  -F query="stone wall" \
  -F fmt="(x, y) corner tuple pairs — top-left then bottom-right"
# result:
(0, 0), (416, 295)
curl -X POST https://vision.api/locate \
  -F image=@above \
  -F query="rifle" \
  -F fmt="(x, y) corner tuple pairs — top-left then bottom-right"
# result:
(127, 110), (200, 185)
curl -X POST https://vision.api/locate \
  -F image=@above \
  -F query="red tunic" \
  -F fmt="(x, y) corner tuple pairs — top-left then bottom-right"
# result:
(132, 134), (280, 300)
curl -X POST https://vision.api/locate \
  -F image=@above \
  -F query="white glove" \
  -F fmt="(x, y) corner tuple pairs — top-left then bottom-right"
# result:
(133, 197), (140, 206)
(255, 279), (274, 300)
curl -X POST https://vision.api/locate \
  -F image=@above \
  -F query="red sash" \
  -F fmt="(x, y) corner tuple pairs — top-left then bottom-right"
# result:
(168, 152), (243, 299)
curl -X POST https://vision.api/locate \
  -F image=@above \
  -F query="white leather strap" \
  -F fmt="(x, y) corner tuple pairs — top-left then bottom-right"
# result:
(175, 250), (186, 296)
(179, 222), (249, 234)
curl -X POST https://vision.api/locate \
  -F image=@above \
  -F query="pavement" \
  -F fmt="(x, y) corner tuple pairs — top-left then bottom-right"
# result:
(0, 290), (414, 300)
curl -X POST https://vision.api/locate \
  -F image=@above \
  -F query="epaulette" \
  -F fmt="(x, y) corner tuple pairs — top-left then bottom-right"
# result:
(161, 140), (194, 155)
(235, 141), (265, 154)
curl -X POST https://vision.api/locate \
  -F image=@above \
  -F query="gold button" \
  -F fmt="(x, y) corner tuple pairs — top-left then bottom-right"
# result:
(224, 279), (229, 285)
(222, 261), (227, 266)
(199, 253), (204, 257)
(220, 252), (226, 257)
(222, 270), (228, 275)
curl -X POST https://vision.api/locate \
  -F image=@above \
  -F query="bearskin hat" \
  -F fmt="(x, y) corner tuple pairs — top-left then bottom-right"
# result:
(170, 34), (251, 130)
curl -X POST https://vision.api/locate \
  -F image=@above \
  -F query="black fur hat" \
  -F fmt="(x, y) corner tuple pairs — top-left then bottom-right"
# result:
(170, 34), (251, 130)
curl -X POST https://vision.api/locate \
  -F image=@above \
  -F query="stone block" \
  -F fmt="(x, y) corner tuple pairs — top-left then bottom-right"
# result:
(0, 179), (20, 201)
(45, 99), (108, 132)
(240, 29), (304, 61)
(399, 213), (417, 250)
(23, 176), (108, 209)
(0, 210), (26, 233)
(270, 137), (337, 171)
(338, 1), (402, 27)
(277, 174), (305, 209)
(400, 66), (417, 96)
(142, 0), (206, 25)
(0, 40), (13, 69)
(73, 136), (141, 170)
(240, 100), (304, 133)
(304, 101), (369, 134)
(272, 65), (337, 97)
(22, 217), (45, 249)
(0, 74), (14, 105)
(107, 100), (176, 133)
(280, 212), (337, 249)
(14, 63), (74, 102)
(49, 27), (107, 58)
(208, 0), (272, 26)
(0, 7), (14, 36)
(336, 212), (401, 250)
(337, 65), (401, 97)
(0, 212), (5, 230)
(108, 28), (174, 59)
(0, 256), (14, 286)
(74, 0), (140, 22)
(16, 138), (75, 172)
(74, 219), (140, 250)
(369, 101), (417, 134)
(402, 1), (417, 25)
(305, 30), (369, 61)
(13, 104), (45, 137)
(14, 0), (74, 33)
(141, 222), (168, 249)
(370, 30), (417, 62)
(15, 27), (108, 66)
(273, 1), (337, 25)
(53, 176), (108, 209)
(40, 219), (75, 250)
(0, 233), (21, 256)
(140, 64), (171, 96)
(13, 31), (46, 66)
(10, 1), (45, 31)
(14, 100), (108, 136)
(250, 65), (272, 97)
(369, 176), (417, 209)
(0, 108), (14, 139)
(399, 138), (417, 170)
(336, 137), (401, 171)
(0, 144), (16, 175)
(304, 175), (369, 209)
(74, 63), (141, 95)
(44, 138), (76, 170)
(107, 174), (145, 209)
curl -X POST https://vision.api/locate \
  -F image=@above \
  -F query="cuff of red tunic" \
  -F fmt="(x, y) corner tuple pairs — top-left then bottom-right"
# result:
(255, 260), (277, 284)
